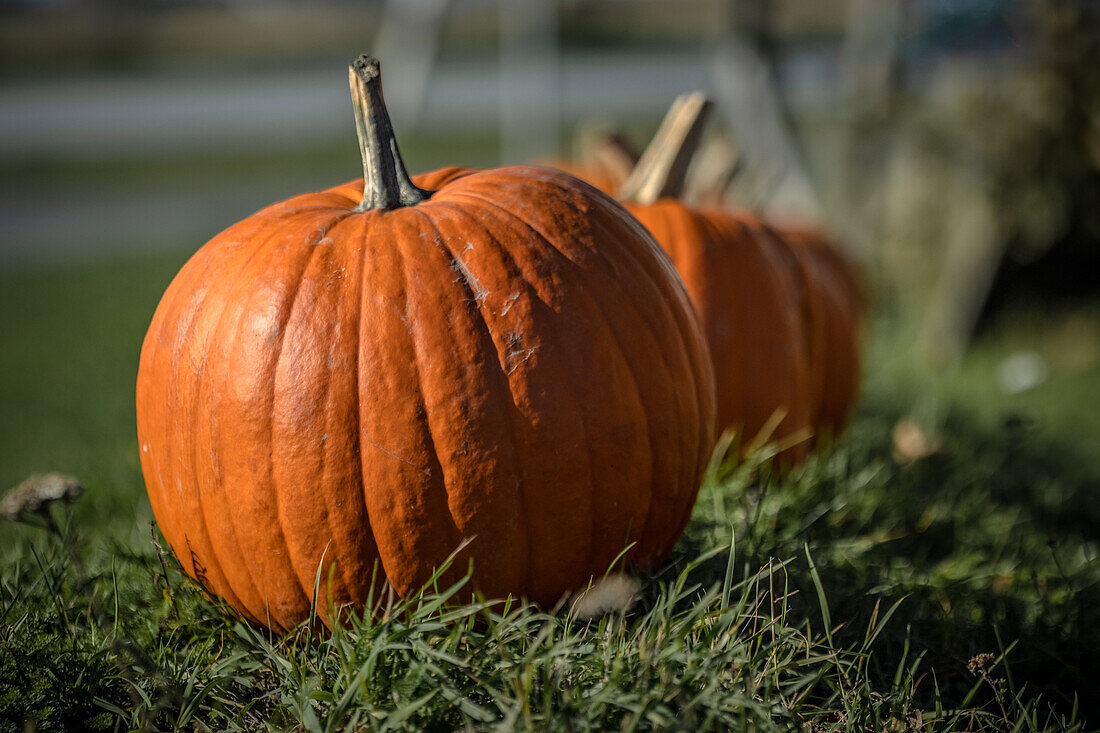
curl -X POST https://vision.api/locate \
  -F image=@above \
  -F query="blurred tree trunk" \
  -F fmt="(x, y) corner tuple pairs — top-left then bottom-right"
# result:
(919, 168), (1004, 363)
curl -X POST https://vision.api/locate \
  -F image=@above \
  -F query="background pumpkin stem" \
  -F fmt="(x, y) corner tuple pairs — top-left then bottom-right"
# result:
(349, 55), (431, 211)
(618, 92), (712, 205)
(576, 126), (640, 186)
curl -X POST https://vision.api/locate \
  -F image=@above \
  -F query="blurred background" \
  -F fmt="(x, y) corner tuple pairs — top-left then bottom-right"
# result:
(3, 5), (1100, 723)
(0, 0), (1098, 501)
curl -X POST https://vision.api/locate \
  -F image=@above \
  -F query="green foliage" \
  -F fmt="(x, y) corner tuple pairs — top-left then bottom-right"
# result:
(0, 395), (1095, 730)
(0, 595), (126, 731)
(0, 253), (1097, 730)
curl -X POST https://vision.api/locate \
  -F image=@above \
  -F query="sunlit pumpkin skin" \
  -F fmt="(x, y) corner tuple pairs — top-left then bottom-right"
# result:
(614, 93), (864, 460)
(403, 165), (472, 192)
(624, 199), (813, 461)
(445, 160), (619, 199)
(534, 159), (620, 195)
(136, 158), (716, 632)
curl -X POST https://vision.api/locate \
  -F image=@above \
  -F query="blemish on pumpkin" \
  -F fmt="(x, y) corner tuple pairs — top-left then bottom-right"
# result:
(503, 332), (539, 375)
(248, 310), (282, 342)
(365, 437), (431, 477)
(450, 245), (488, 302)
(306, 227), (336, 247)
(500, 292), (521, 316)
(391, 302), (410, 327)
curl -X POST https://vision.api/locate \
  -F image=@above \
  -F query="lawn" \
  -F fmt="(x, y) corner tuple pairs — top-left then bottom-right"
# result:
(1, 248), (1098, 731)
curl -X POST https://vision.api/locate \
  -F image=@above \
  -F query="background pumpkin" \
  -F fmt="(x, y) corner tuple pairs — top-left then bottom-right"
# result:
(625, 198), (815, 462)
(616, 94), (864, 460)
(782, 228), (865, 439)
(135, 56), (716, 633)
(534, 126), (639, 195)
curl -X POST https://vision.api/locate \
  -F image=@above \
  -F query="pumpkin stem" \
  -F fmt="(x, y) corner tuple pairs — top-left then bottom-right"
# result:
(574, 124), (640, 185)
(349, 55), (431, 211)
(588, 132), (641, 189)
(618, 92), (712, 204)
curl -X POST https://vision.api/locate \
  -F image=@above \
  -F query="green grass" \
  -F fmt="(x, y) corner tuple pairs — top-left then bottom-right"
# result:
(1, 251), (1098, 731)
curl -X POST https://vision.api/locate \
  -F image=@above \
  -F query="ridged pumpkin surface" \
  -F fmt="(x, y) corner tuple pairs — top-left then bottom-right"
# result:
(136, 165), (716, 632)
(612, 92), (864, 460)
(624, 199), (816, 461)
(782, 228), (864, 438)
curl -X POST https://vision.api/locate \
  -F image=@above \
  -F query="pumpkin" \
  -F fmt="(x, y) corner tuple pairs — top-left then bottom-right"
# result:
(617, 94), (863, 460)
(135, 56), (716, 633)
(537, 158), (621, 196)
(624, 199), (815, 462)
(535, 126), (639, 195)
(782, 228), (864, 438)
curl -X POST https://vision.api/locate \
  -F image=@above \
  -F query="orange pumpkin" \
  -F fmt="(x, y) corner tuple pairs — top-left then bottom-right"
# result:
(624, 200), (815, 462)
(535, 128), (639, 195)
(536, 158), (621, 195)
(782, 228), (864, 439)
(618, 94), (863, 460)
(135, 57), (716, 632)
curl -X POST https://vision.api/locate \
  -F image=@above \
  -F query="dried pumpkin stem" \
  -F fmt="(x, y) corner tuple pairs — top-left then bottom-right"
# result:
(589, 132), (641, 187)
(618, 91), (712, 204)
(349, 55), (430, 211)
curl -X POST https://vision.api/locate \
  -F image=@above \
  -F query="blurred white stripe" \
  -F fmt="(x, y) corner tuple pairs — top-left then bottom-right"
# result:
(0, 51), (724, 159)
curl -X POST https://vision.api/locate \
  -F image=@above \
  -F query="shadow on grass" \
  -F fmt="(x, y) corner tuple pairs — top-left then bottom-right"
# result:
(651, 397), (1100, 722)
